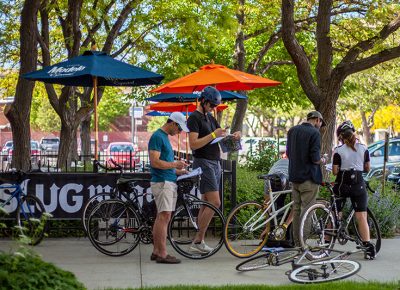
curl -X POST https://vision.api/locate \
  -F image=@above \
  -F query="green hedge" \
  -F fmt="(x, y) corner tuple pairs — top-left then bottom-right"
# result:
(224, 167), (265, 215)
(0, 249), (85, 290)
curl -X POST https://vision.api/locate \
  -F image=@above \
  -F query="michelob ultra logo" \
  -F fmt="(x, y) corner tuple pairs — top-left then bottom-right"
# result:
(48, 65), (86, 77)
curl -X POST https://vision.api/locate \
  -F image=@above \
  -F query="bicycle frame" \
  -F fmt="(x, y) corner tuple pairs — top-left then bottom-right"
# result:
(0, 183), (29, 217)
(243, 188), (293, 232)
(317, 183), (359, 244)
(0, 184), (21, 206)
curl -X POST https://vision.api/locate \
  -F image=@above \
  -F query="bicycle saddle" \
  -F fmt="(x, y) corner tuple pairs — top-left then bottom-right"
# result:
(257, 174), (277, 180)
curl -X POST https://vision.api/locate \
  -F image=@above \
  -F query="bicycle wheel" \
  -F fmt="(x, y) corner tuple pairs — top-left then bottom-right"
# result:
(87, 199), (140, 256)
(81, 192), (115, 232)
(236, 253), (271, 271)
(236, 249), (299, 272)
(299, 203), (336, 260)
(349, 207), (381, 254)
(16, 195), (48, 246)
(289, 259), (361, 284)
(168, 198), (225, 259)
(224, 201), (269, 258)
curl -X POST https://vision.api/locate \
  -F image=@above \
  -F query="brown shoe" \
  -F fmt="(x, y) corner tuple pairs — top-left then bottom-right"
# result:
(150, 253), (159, 261)
(156, 254), (181, 264)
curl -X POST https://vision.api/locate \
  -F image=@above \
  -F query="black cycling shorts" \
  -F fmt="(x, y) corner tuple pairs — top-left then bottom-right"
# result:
(333, 182), (368, 212)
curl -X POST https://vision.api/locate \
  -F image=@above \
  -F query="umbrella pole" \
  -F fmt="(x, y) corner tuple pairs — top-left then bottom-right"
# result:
(186, 106), (189, 163)
(177, 134), (180, 160)
(93, 76), (99, 161)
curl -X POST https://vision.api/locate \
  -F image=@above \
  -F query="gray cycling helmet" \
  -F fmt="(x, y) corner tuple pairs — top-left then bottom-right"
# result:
(200, 86), (222, 105)
(336, 120), (355, 137)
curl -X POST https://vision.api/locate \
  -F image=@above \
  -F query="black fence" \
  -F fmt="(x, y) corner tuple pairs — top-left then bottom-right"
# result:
(0, 155), (237, 220)
(0, 150), (151, 173)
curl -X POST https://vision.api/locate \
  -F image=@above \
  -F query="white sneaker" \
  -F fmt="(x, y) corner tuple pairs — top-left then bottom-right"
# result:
(189, 240), (213, 253)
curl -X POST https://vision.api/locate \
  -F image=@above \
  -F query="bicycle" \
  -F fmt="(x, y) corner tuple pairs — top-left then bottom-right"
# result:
(86, 169), (225, 259)
(299, 181), (381, 260)
(81, 159), (140, 232)
(236, 246), (361, 284)
(0, 170), (49, 245)
(224, 174), (294, 258)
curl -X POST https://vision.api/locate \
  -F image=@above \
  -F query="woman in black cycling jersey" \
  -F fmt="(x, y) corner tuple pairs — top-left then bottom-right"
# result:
(332, 120), (375, 260)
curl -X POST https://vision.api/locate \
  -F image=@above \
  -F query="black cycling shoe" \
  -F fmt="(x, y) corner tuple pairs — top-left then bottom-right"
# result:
(362, 241), (376, 260)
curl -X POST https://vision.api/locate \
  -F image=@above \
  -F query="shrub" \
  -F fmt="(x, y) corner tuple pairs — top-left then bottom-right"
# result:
(367, 179), (400, 238)
(242, 139), (278, 173)
(224, 167), (265, 215)
(0, 248), (85, 290)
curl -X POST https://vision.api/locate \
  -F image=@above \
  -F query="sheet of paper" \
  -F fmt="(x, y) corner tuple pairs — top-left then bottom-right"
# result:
(210, 137), (224, 144)
(177, 167), (203, 181)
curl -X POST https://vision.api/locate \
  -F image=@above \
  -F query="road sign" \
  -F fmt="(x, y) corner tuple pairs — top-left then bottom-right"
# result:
(129, 107), (143, 118)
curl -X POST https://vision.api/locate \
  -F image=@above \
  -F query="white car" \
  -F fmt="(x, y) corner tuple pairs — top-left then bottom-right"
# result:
(369, 138), (400, 168)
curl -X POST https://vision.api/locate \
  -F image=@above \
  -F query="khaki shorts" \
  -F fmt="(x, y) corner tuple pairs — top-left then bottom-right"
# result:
(151, 181), (177, 213)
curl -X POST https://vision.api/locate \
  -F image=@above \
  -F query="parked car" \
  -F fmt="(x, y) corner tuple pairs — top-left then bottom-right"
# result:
(40, 137), (60, 153)
(7, 141), (41, 163)
(387, 165), (400, 190)
(368, 138), (400, 168)
(105, 142), (140, 168)
(1, 141), (13, 161)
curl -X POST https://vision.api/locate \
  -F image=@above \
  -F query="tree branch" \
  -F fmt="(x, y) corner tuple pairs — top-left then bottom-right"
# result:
(281, 0), (320, 102)
(260, 60), (293, 74)
(103, 0), (138, 54)
(82, 0), (116, 48)
(339, 14), (400, 65)
(338, 45), (400, 76)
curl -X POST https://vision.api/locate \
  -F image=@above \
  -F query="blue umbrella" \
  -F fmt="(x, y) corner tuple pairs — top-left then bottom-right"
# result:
(146, 90), (247, 102)
(146, 111), (171, 117)
(24, 50), (163, 87)
(146, 111), (191, 117)
(23, 50), (164, 159)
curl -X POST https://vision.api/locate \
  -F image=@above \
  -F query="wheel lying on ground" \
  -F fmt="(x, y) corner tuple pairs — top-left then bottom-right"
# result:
(224, 201), (269, 258)
(168, 198), (225, 259)
(299, 202), (336, 260)
(16, 195), (48, 246)
(236, 248), (299, 272)
(236, 253), (272, 272)
(289, 259), (361, 284)
(87, 199), (140, 257)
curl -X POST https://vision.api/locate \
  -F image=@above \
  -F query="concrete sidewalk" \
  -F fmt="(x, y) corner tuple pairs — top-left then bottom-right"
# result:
(1, 237), (399, 289)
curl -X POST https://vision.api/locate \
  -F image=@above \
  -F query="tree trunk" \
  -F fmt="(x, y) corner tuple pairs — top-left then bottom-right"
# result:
(56, 87), (79, 169)
(5, 0), (40, 171)
(316, 100), (337, 159)
(361, 111), (372, 144)
(80, 116), (92, 160)
(231, 0), (247, 134)
(58, 120), (78, 169)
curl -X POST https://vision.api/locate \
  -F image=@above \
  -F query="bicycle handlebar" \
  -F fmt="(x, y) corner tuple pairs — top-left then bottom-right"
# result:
(93, 159), (123, 172)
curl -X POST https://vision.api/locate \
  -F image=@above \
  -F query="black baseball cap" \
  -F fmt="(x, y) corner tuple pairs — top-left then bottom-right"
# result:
(307, 111), (326, 127)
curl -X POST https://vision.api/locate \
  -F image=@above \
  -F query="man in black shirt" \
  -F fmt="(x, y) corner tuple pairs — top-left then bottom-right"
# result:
(187, 86), (240, 253)
(286, 110), (327, 246)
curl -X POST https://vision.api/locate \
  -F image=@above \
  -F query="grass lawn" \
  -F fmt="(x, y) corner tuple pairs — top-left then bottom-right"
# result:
(105, 281), (400, 290)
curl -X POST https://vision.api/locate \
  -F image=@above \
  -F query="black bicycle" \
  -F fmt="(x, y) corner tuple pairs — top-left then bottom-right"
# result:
(81, 160), (138, 232)
(86, 168), (225, 259)
(299, 181), (381, 260)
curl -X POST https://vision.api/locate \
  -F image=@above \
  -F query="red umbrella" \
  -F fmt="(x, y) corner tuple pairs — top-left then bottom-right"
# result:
(148, 102), (228, 159)
(151, 63), (281, 93)
(148, 101), (228, 112)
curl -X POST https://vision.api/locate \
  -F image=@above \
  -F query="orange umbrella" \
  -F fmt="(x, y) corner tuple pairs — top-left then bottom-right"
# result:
(151, 64), (281, 93)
